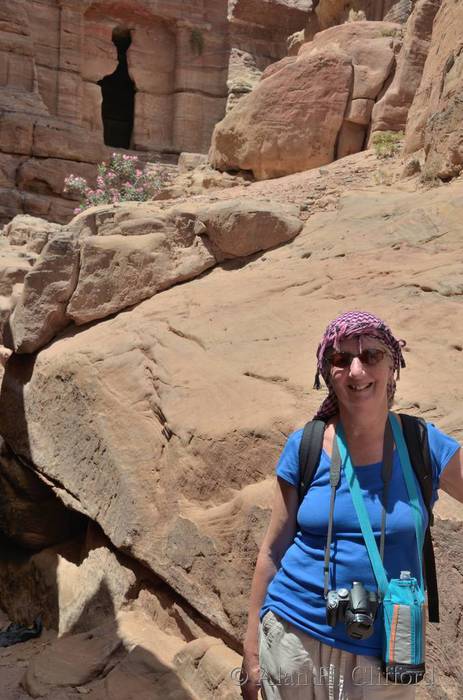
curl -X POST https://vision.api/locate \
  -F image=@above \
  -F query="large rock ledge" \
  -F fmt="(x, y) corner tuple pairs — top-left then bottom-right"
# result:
(1, 198), (302, 353)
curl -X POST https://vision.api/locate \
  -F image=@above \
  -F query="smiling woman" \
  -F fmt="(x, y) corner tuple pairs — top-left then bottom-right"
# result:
(240, 311), (463, 700)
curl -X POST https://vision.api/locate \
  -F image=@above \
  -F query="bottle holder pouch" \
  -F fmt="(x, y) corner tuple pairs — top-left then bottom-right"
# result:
(381, 577), (426, 684)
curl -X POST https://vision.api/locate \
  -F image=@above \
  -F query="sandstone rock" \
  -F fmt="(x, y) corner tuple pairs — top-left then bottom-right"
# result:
(422, 55), (463, 179)
(337, 121), (367, 158)
(0, 524), (139, 634)
(178, 152), (208, 173)
(17, 158), (96, 199)
(228, 0), (313, 33)
(8, 233), (79, 353)
(0, 250), (35, 296)
(174, 636), (242, 700)
(87, 625), (198, 700)
(287, 29), (306, 56)
(315, 0), (401, 27)
(383, 0), (414, 24)
(404, 0), (463, 157)
(66, 230), (215, 325)
(303, 22), (399, 100)
(371, 0), (441, 134)
(32, 120), (106, 164)
(0, 154), (25, 188)
(401, 155), (422, 178)
(20, 190), (77, 226)
(1, 176), (462, 651)
(0, 112), (33, 156)
(211, 22), (398, 177)
(195, 198), (303, 260)
(210, 50), (353, 178)
(345, 97), (374, 125)
(226, 48), (263, 113)
(23, 621), (123, 696)
(5, 198), (301, 347)
(3, 214), (62, 254)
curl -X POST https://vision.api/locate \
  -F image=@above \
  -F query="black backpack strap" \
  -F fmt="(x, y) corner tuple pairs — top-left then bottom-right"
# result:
(399, 413), (439, 623)
(298, 420), (326, 505)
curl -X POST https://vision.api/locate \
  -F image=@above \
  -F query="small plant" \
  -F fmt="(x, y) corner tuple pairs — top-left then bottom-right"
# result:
(190, 28), (204, 56)
(372, 131), (404, 159)
(419, 164), (441, 187)
(64, 153), (169, 214)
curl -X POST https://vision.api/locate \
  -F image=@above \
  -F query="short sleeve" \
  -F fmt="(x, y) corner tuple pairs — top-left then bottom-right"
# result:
(275, 429), (303, 488)
(426, 422), (461, 503)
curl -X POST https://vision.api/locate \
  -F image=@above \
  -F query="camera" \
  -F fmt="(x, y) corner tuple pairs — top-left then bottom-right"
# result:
(326, 581), (379, 640)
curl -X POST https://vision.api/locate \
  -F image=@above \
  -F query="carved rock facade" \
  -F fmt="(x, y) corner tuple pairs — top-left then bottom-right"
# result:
(0, 0), (311, 225)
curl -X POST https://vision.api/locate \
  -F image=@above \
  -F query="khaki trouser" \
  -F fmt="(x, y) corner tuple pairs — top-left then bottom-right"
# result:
(258, 611), (416, 700)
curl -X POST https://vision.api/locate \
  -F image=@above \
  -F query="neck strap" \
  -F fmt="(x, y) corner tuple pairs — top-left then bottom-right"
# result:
(336, 413), (425, 598)
(323, 419), (393, 597)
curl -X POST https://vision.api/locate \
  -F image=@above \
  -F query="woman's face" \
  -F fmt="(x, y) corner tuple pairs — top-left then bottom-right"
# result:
(327, 335), (393, 414)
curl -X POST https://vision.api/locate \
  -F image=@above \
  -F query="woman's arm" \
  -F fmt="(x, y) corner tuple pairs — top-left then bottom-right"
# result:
(439, 448), (463, 503)
(242, 476), (298, 661)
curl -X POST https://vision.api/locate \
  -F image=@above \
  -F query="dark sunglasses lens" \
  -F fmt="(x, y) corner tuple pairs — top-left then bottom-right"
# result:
(329, 352), (352, 367)
(361, 349), (385, 365)
(329, 349), (385, 367)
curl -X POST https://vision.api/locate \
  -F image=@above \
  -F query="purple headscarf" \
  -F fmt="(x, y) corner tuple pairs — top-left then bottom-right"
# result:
(313, 311), (406, 421)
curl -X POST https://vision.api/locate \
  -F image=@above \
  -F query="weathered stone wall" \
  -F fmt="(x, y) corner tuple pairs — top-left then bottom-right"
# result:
(0, 0), (307, 226)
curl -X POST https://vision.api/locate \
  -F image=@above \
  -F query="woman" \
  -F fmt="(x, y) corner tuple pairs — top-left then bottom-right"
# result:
(241, 311), (463, 700)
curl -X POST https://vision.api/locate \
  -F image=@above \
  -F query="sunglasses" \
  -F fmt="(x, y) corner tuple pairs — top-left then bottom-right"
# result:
(327, 349), (386, 368)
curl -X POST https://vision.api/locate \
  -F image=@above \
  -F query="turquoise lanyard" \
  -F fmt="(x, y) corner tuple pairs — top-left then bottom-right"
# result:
(336, 413), (425, 597)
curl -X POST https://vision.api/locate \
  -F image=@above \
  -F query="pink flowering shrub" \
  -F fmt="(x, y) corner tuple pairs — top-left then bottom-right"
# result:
(64, 153), (169, 214)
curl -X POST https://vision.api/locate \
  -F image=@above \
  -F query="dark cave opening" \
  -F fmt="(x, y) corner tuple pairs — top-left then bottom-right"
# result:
(98, 27), (135, 149)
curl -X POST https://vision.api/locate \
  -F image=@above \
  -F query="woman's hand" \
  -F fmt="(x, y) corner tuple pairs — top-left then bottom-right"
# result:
(240, 649), (261, 700)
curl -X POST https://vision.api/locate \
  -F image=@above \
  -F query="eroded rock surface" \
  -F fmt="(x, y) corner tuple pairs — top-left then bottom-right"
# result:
(210, 22), (400, 178)
(4, 198), (302, 352)
(371, 0), (441, 134)
(404, 0), (463, 179)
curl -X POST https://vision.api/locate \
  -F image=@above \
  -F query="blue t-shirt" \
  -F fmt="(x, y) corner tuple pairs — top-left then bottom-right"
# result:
(260, 422), (460, 657)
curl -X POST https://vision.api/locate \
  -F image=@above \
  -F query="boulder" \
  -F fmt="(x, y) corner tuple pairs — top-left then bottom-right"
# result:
(210, 22), (399, 177)
(192, 198), (303, 260)
(210, 50), (353, 178)
(302, 21), (398, 101)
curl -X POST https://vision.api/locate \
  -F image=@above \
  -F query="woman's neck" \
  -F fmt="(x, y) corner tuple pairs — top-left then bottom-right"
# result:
(331, 405), (390, 465)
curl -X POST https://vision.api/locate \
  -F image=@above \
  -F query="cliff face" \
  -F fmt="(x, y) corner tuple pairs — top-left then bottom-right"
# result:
(211, 0), (463, 182)
(0, 0), (304, 226)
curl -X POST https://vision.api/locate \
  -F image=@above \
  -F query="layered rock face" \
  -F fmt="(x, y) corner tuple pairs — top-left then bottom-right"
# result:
(0, 0), (310, 226)
(404, 0), (463, 178)
(210, 21), (401, 178)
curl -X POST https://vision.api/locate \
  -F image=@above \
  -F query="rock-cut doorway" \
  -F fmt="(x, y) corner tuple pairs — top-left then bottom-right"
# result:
(98, 27), (135, 149)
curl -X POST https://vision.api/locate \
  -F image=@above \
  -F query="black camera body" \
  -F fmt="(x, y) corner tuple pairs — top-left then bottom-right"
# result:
(326, 581), (379, 640)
